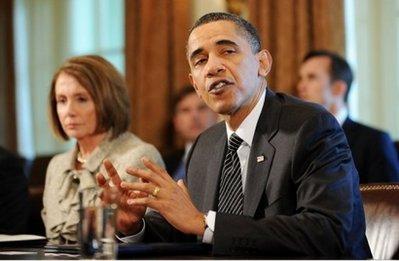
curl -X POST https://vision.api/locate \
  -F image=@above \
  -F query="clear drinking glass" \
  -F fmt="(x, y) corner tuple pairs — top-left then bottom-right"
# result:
(79, 192), (118, 259)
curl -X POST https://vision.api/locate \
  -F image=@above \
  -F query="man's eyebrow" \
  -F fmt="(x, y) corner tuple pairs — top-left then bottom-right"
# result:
(216, 39), (239, 47)
(189, 39), (239, 61)
(189, 48), (204, 61)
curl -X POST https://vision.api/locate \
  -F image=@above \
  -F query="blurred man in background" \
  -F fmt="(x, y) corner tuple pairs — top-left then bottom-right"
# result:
(163, 86), (218, 180)
(297, 50), (399, 183)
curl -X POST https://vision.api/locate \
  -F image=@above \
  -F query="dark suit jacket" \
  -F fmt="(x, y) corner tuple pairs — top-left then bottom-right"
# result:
(343, 118), (399, 183)
(0, 147), (29, 234)
(144, 91), (371, 258)
(163, 149), (184, 178)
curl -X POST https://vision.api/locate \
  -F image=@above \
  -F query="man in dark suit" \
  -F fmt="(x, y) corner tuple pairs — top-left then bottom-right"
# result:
(0, 146), (29, 234)
(97, 13), (371, 258)
(163, 86), (218, 181)
(297, 50), (399, 183)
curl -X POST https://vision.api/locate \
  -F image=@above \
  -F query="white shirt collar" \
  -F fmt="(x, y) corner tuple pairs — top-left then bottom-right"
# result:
(183, 142), (193, 162)
(225, 89), (266, 146)
(334, 106), (348, 126)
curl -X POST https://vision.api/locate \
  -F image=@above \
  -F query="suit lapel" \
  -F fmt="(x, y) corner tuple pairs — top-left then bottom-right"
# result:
(342, 117), (355, 146)
(202, 128), (227, 211)
(244, 90), (281, 217)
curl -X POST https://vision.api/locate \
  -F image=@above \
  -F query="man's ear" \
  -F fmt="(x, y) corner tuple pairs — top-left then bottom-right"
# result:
(188, 74), (202, 98)
(257, 49), (272, 77)
(331, 80), (347, 99)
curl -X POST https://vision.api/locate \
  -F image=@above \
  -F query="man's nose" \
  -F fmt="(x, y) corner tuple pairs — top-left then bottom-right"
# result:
(297, 79), (306, 92)
(205, 55), (225, 77)
(191, 109), (200, 119)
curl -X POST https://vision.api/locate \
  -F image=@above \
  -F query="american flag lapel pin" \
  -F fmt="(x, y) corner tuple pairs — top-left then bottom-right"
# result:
(256, 155), (265, 162)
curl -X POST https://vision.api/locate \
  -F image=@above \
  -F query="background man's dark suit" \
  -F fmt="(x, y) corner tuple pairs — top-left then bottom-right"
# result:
(343, 118), (399, 183)
(163, 149), (185, 180)
(144, 91), (371, 258)
(0, 147), (29, 234)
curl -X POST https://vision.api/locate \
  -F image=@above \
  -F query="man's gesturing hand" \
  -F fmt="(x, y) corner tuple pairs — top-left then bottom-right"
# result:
(121, 157), (205, 236)
(96, 159), (146, 235)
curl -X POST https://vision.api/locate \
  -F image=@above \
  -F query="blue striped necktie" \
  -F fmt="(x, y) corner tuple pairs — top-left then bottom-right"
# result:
(218, 133), (244, 215)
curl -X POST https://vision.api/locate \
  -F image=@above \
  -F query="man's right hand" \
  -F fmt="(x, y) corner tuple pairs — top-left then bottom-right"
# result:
(96, 159), (147, 235)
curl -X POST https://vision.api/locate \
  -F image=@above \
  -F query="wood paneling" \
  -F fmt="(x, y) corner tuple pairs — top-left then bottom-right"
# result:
(0, 0), (17, 151)
(125, 0), (191, 150)
(249, 0), (345, 94)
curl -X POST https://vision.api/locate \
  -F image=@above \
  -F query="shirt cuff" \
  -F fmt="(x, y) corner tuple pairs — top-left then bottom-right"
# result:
(115, 219), (145, 243)
(202, 210), (216, 244)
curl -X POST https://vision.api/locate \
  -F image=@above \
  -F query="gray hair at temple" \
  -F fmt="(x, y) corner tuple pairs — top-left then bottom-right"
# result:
(188, 12), (261, 54)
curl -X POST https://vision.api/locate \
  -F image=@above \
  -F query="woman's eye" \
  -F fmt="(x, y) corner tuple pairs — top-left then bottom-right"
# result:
(56, 98), (66, 104)
(77, 96), (88, 102)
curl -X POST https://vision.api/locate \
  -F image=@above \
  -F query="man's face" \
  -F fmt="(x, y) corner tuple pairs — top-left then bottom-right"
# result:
(297, 56), (334, 108)
(173, 92), (218, 143)
(187, 21), (270, 116)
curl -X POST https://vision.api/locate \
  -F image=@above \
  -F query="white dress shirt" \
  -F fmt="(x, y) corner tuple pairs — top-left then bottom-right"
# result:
(334, 106), (348, 126)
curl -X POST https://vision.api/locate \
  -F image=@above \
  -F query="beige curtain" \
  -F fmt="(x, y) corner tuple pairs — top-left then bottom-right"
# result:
(0, 0), (17, 151)
(125, 0), (191, 150)
(248, 0), (345, 94)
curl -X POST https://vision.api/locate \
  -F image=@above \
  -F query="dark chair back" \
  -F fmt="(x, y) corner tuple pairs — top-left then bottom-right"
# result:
(26, 155), (53, 236)
(360, 183), (399, 259)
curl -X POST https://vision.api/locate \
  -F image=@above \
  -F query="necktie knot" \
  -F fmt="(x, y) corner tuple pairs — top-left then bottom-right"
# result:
(228, 133), (243, 152)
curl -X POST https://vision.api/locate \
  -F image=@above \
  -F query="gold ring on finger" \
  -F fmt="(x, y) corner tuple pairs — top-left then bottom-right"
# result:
(152, 186), (160, 197)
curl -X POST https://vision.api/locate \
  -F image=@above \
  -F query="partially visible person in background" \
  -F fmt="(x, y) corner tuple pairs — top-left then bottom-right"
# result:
(163, 86), (218, 181)
(297, 50), (399, 183)
(42, 55), (164, 244)
(0, 146), (29, 234)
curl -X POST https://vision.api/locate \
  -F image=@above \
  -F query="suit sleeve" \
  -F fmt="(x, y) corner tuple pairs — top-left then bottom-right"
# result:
(143, 211), (197, 243)
(213, 112), (366, 258)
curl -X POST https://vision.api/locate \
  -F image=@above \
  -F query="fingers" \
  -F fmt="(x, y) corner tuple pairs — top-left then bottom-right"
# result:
(127, 195), (157, 209)
(141, 157), (173, 181)
(96, 172), (108, 188)
(121, 181), (157, 196)
(125, 157), (173, 187)
(103, 159), (122, 187)
(96, 172), (112, 202)
(126, 166), (164, 186)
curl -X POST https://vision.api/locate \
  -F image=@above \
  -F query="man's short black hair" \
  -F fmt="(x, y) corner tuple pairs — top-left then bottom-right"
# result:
(172, 85), (196, 114)
(189, 12), (261, 53)
(303, 50), (354, 103)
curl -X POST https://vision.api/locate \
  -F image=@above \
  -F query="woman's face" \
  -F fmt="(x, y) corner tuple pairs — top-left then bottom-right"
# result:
(55, 72), (98, 141)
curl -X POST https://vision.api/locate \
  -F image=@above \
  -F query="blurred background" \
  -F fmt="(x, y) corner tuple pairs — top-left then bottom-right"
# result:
(1, 0), (398, 159)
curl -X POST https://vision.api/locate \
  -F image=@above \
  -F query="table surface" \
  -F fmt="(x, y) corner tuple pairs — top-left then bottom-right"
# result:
(0, 242), (213, 259)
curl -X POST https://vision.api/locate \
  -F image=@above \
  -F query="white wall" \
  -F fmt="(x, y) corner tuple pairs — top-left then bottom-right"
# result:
(348, 0), (399, 140)
(13, 0), (125, 158)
